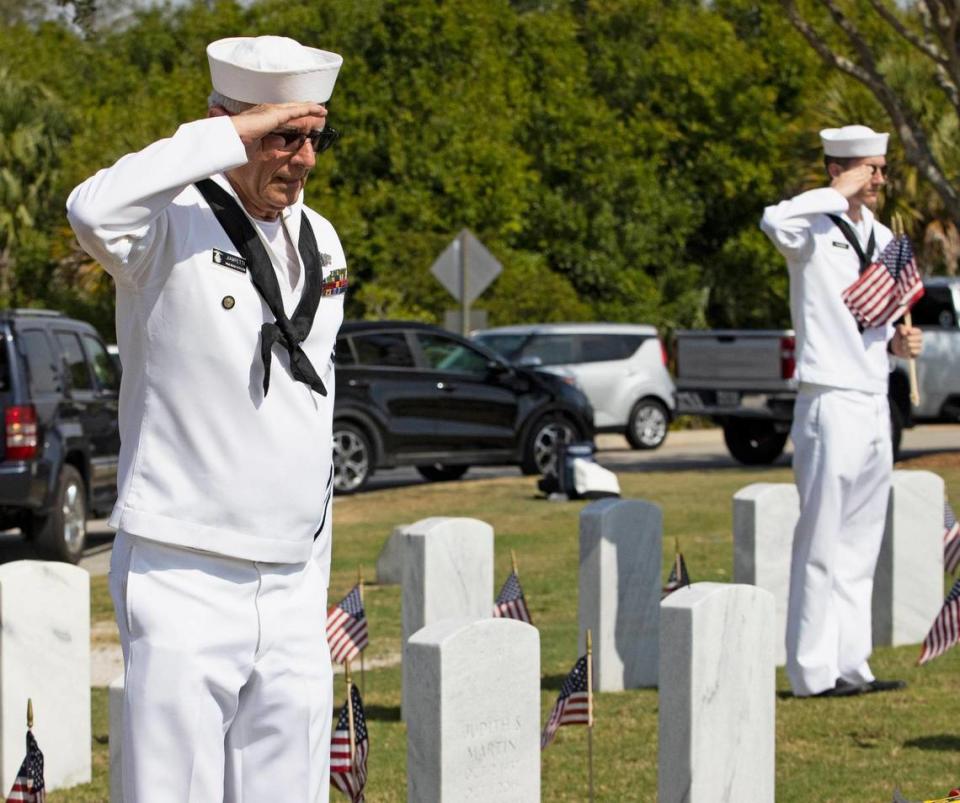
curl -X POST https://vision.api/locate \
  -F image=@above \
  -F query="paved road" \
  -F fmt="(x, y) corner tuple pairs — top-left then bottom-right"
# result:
(2, 423), (958, 576)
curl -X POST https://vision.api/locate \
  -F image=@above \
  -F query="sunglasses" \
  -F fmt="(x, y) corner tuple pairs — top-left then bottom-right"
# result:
(867, 164), (889, 177)
(266, 126), (340, 154)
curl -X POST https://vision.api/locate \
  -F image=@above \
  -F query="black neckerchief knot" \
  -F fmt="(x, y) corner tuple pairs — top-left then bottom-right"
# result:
(195, 178), (326, 397)
(827, 213), (876, 274)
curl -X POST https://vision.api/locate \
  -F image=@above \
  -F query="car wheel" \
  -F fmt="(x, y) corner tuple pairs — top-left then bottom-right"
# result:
(416, 464), (470, 483)
(722, 419), (788, 466)
(521, 414), (579, 475)
(32, 464), (87, 563)
(626, 399), (669, 450)
(333, 422), (373, 494)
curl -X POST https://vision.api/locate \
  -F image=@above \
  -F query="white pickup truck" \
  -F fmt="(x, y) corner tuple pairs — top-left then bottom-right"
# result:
(675, 277), (960, 464)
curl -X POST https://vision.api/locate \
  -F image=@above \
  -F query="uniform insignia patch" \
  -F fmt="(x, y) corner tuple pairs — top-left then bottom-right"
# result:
(212, 248), (247, 273)
(832, 241), (851, 250)
(322, 267), (349, 297)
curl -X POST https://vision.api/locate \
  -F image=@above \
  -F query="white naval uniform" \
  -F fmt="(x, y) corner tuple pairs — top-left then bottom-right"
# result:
(67, 115), (344, 801)
(761, 187), (894, 696)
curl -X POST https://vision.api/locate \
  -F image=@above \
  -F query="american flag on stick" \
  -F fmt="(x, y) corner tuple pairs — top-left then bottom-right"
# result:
(493, 550), (532, 623)
(917, 578), (960, 665)
(6, 726), (45, 803)
(944, 501), (960, 575)
(842, 235), (924, 329)
(662, 541), (691, 598)
(541, 653), (592, 750)
(330, 680), (368, 803)
(327, 585), (369, 664)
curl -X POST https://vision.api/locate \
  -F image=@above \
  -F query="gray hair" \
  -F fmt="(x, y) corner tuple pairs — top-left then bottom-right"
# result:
(207, 90), (254, 114)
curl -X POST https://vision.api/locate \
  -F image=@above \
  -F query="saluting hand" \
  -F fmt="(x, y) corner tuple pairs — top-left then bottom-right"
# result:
(215, 102), (328, 160)
(891, 324), (923, 359)
(830, 164), (875, 200)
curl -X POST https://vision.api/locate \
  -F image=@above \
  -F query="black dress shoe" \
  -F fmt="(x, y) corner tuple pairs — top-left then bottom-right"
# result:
(862, 678), (907, 694)
(811, 678), (866, 698)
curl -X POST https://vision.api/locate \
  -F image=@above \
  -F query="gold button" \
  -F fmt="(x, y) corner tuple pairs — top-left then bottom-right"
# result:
(222, 296), (235, 310)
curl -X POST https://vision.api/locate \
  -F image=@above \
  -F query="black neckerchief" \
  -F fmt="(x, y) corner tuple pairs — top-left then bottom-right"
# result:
(827, 213), (876, 274)
(195, 178), (326, 397)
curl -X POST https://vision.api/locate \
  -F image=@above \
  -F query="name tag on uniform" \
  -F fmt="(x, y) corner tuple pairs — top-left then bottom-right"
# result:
(212, 249), (247, 273)
(322, 268), (349, 297)
(832, 241), (850, 250)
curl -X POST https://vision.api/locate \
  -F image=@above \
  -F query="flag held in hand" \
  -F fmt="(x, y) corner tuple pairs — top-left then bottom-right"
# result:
(842, 235), (923, 329)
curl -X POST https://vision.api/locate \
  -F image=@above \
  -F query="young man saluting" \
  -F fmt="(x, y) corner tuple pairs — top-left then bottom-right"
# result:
(761, 125), (922, 698)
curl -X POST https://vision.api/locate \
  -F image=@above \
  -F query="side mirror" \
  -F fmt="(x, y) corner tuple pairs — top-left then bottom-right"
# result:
(516, 355), (542, 368)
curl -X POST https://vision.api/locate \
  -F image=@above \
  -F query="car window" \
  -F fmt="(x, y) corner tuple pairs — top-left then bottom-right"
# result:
(575, 334), (649, 363)
(20, 329), (60, 394)
(417, 333), (490, 374)
(473, 334), (529, 360)
(81, 334), (120, 392)
(55, 331), (94, 391)
(352, 332), (415, 368)
(519, 334), (578, 366)
(334, 336), (357, 366)
(910, 286), (957, 328)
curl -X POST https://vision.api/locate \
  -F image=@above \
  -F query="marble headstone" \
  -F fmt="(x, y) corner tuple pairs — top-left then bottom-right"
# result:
(406, 618), (540, 803)
(578, 498), (661, 690)
(872, 470), (944, 647)
(733, 483), (799, 666)
(375, 523), (412, 585)
(659, 583), (775, 803)
(401, 517), (494, 717)
(0, 561), (91, 794)
(109, 675), (124, 803)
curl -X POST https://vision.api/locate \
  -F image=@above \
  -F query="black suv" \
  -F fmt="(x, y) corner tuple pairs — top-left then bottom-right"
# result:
(333, 321), (595, 493)
(0, 310), (120, 562)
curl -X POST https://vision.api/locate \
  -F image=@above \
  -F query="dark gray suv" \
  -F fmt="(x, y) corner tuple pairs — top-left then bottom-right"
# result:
(0, 310), (120, 562)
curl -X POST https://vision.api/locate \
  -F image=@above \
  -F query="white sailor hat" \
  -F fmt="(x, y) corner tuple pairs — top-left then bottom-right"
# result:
(207, 36), (342, 104)
(820, 125), (889, 158)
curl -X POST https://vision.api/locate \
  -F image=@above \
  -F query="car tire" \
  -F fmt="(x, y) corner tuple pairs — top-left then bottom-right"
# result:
(722, 419), (789, 466)
(521, 413), (579, 475)
(32, 464), (87, 563)
(626, 398), (669, 450)
(416, 464), (470, 483)
(333, 422), (374, 494)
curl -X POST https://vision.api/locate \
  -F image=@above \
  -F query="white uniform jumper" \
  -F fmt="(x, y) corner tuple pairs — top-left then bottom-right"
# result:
(761, 187), (894, 697)
(67, 115), (344, 801)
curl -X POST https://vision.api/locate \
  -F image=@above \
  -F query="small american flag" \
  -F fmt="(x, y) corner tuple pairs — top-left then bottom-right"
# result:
(541, 655), (591, 750)
(493, 571), (532, 623)
(944, 501), (960, 575)
(842, 235), (924, 329)
(662, 551), (691, 598)
(918, 578), (960, 665)
(327, 586), (369, 664)
(330, 684), (368, 803)
(6, 730), (45, 803)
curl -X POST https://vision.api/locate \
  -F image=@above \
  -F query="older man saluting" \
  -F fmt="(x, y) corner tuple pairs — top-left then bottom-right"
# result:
(761, 125), (923, 699)
(68, 36), (346, 801)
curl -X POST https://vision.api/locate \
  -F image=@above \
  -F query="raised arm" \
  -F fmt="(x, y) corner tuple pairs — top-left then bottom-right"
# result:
(66, 115), (248, 286)
(760, 187), (849, 261)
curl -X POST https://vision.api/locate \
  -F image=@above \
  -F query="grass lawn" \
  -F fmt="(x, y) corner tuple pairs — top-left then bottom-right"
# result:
(52, 457), (960, 802)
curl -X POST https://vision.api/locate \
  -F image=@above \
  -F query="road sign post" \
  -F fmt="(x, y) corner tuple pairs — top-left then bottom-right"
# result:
(430, 229), (502, 335)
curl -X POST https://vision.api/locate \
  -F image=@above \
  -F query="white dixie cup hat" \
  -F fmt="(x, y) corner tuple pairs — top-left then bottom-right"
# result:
(820, 124), (889, 158)
(207, 35), (343, 104)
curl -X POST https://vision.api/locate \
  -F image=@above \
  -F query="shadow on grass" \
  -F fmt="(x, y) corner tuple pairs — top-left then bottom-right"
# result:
(363, 704), (401, 722)
(904, 734), (960, 752)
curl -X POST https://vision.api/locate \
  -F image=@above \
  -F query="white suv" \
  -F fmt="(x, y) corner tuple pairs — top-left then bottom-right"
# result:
(472, 323), (676, 449)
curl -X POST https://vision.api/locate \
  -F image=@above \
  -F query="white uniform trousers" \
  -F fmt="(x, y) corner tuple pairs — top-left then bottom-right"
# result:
(108, 531), (333, 802)
(786, 386), (891, 696)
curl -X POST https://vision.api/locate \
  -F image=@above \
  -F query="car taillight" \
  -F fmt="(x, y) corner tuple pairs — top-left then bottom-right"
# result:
(659, 339), (669, 367)
(780, 335), (796, 380)
(5, 405), (38, 460)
